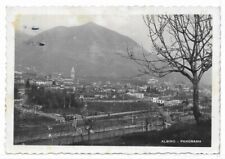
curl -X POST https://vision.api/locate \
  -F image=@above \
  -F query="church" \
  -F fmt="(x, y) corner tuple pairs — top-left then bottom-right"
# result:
(71, 66), (75, 81)
(63, 66), (76, 89)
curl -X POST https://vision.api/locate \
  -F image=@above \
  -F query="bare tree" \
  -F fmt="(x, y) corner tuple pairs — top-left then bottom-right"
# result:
(127, 15), (212, 124)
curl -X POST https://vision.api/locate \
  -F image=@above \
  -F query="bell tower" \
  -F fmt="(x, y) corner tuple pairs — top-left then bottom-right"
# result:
(71, 66), (75, 80)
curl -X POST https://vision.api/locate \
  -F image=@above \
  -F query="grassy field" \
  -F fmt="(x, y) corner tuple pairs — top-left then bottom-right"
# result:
(87, 101), (157, 114)
(39, 101), (155, 116)
(41, 107), (81, 115)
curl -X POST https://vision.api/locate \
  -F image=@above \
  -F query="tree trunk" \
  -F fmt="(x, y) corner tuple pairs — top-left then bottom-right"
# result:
(192, 80), (201, 125)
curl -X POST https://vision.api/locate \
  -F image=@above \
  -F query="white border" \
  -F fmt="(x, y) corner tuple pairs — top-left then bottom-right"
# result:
(5, 6), (220, 154)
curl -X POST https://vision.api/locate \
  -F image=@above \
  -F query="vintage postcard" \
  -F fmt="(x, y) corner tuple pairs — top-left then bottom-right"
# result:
(6, 7), (220, 154)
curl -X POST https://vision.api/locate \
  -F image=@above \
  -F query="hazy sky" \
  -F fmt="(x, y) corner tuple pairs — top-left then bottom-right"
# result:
(16, 15), (151, 50)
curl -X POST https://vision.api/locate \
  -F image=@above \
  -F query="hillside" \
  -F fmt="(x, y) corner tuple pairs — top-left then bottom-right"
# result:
(15, 22), (211, 84)
(15, 22), (141, 78)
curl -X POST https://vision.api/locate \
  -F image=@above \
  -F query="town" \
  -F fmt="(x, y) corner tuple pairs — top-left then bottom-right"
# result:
(14, 65), (211, 145)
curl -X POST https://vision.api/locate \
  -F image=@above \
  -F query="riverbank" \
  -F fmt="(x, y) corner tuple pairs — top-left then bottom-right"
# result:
(76, 119), (211, 146)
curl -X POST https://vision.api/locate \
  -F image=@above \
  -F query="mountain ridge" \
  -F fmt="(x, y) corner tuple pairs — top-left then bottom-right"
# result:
(15, 22), (141, 78)
(15, 22), (211, 85)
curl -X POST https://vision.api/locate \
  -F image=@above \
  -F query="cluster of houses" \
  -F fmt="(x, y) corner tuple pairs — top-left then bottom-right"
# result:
(15, 70), (186, 103)
(15, 67), (77, 93)
(15, 68), (211, 112)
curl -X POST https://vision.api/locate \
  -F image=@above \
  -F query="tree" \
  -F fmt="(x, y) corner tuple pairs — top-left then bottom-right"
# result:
(146, 86), (151, 93)
(127, 15), (212, 124)
(25, 79), (30, 88)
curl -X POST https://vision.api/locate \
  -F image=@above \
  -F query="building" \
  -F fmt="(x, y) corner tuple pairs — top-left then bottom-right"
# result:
(126, 92), (144, 99)
(152, 97), (165, 105)
(71, 66), (75, 81)
(64, 78), (74, 86)
(164, 100), (182, 106)
(139, 85), (148, 92)
(35, 80), (53, 86)
(63, 78), (75, 92)
(15, 71), (25, 85)
(51, 73), (63, 81)
(147, 78), (158, 85)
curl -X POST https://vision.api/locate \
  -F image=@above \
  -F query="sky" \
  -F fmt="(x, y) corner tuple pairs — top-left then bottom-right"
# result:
(16, 15), (151, 51)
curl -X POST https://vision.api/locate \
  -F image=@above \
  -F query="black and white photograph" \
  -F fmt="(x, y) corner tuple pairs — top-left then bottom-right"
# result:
(6, 7), (220, 154)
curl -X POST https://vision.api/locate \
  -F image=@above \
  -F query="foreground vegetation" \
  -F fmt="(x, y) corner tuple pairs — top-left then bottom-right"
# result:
(79, 119), (211, 147)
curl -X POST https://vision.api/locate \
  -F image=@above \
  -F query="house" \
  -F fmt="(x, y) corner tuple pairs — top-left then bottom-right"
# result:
(35, 80), (53, 86)
(15, 71), (25, 85)
(128, 89), (136, 93)
(94, 94), (108, 99)
(152, 97), (165, 105)
(147, 78), (158, 85)
(139, 85), (148, 92)
(164, 100), (182, 106)
(63, 78), (74, 86)
(152, 97), (159, 103)
(127, 92), (144, 99)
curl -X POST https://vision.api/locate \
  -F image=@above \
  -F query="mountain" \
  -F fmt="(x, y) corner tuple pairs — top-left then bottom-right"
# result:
(15, 22), (143, 78)
(15, 22), (211, 85)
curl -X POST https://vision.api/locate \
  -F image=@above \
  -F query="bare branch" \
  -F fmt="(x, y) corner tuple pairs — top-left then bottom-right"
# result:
(129, 14), (212, 84)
